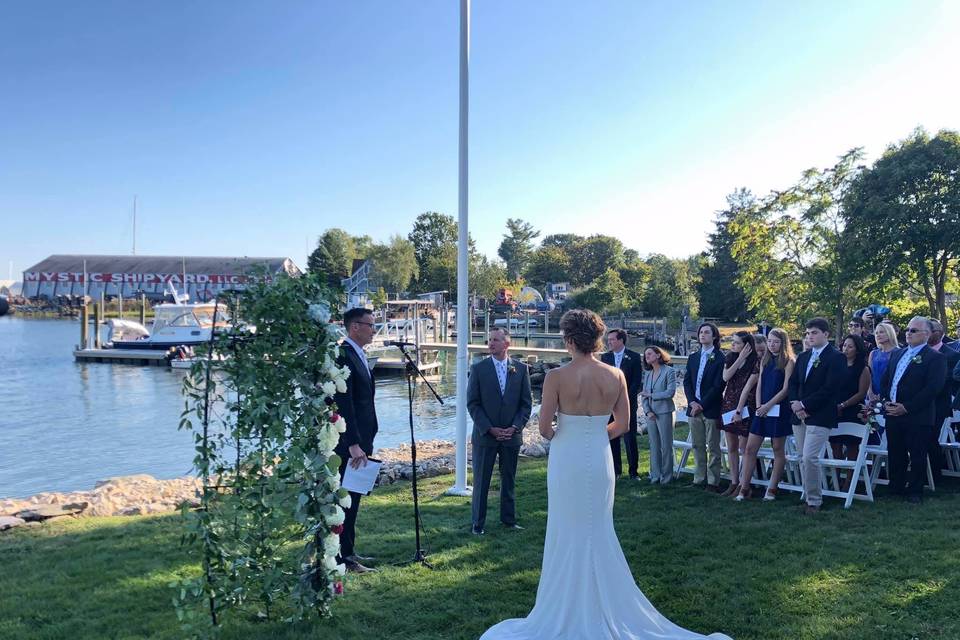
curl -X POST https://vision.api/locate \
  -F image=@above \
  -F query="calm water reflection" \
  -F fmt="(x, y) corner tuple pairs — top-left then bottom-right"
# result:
(0, 317), (560, 498)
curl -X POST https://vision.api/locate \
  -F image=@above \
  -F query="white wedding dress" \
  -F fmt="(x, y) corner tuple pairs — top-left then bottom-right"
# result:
(480, 413), (732, 640)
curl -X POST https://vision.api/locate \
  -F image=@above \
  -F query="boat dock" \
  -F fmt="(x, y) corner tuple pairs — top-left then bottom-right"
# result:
(73, 348), (171, 366)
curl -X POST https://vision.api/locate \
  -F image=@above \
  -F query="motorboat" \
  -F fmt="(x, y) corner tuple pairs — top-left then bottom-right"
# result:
(105, 302), (231, 350)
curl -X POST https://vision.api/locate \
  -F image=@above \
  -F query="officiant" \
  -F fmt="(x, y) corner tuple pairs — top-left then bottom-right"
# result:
(467, 327), (533, 535)
(333, 307), (380, 573)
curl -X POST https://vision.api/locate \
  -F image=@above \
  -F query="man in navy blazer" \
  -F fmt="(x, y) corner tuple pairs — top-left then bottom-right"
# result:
(333, 307), (380, 572)
(880, 316), (948, 503)
(467, 327), (532, 535)
(789, 317), (846, 514)
(683, 322), (726, 491)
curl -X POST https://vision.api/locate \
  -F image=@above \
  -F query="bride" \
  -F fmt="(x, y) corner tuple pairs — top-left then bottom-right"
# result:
(480, 310), (732, 640)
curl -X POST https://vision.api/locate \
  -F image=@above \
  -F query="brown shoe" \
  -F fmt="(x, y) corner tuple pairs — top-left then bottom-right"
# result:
(706, 484), (723, 493)
(345, 560), (377, 574)
(721, 483), (740, 497)
(804, 505), (820, 516)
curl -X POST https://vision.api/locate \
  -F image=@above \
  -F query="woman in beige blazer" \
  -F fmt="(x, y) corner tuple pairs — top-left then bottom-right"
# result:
(640, 346), (677, 485)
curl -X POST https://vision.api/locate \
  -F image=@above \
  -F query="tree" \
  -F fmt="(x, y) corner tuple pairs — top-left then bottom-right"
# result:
(697, 189), (752, 321)
(498, 218), (540, 279)
(762, 149), (867, 337)
(370, 235), (419, 293)
(844, 128), (960, 323)
(470, 254), (508, 300)
(641, 254), (698, 320)
(541, 233), (584, 251)
(307, 228), (355, 286)
(568, 235), (626, 286)
(573, 268), (629, 314)
(524, 246), (571, 294)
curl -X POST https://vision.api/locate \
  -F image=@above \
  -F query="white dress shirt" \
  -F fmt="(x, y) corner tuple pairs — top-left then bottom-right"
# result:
(343, 336), (371, 378)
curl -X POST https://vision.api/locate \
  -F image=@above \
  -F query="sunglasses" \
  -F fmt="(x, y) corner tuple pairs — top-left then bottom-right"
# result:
(905, 328), (928, 334)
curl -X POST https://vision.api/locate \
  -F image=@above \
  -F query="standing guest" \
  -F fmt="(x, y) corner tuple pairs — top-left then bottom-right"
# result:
(683, 323), (726, 492)
(848, 317), (877, 350)
(868, 322), (899, 401)
(738, 328), (796, 501)
(640, 346), (677, 485)
(333, 308), (380, 573)
(753, 334), (768, 362)
(879, 317), (948, 503)
(927, 319), (960, 481)
(828, 335), (872, 491)
(467, 327), (533, 535)
(600, 329), (643, 479)
(719, 331), (758, 497)
(789, 318), (847, 515)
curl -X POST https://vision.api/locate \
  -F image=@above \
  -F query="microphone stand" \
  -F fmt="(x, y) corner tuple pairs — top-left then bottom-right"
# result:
(393, 342), (444, 569)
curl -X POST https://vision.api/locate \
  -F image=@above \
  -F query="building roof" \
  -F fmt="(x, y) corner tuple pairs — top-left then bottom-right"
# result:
(24, 254), (301, 276)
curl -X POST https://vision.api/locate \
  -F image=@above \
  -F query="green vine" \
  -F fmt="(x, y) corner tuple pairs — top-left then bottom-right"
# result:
(173, 272), (348, 635)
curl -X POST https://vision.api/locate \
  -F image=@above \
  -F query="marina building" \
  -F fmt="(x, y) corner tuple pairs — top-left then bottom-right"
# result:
(22, 254), (302, 301)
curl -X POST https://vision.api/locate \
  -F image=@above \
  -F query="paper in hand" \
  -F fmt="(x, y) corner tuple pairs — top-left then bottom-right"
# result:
(766, 405), (780, 418)
(721, 406), (750, 425)
(341, 457), (383, 495)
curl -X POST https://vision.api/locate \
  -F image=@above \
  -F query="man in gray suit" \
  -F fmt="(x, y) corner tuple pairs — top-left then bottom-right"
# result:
(467, 327), (533, 535)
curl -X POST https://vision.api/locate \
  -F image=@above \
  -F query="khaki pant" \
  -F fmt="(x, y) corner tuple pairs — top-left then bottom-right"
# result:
(792, 423), (831, 507)
(689, 413), (722, 486)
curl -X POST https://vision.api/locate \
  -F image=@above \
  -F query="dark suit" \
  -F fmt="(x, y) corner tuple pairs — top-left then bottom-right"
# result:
(930, 344), (960, 477)
(880, 345), (947, 497)
(600, 349), (642, 477)
(333, 341), (378, 561)
(953, 355), (960, 412)
(467, 356), (532, 530)
(683, 347), (726, 485)
(788, 344), (846, 507)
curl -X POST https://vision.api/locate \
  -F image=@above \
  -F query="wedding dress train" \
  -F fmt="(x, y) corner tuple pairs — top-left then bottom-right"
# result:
(480, 413), (732, 640)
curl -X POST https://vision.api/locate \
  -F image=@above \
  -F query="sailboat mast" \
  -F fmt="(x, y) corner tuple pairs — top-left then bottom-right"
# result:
(132, 196), (137, 255)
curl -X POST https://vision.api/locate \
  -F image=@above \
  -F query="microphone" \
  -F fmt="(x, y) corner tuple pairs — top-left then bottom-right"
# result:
(384, 340), (417, 348)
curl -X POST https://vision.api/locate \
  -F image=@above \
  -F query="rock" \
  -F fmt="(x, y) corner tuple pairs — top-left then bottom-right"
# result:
(0, 516), (26, 531)
(16, 503), (85, 521)
(119, 506), (143, 516)
(521, 443), (546, 457)
(62, 501), (89, 514)
(94, 474), (157, 489)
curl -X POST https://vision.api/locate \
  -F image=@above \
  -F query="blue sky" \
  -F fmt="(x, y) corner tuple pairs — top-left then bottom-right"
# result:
(2, 0), (958, 278)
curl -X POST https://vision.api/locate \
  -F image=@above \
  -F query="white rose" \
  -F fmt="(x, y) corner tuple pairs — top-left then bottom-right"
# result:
(323, 555), (338, 571)
(323, 504), (345, 526)
(323, 534), (340, 557)
(334, 378), (347, 394)
(335, 563), (346, 576)
(320, 381), (337, 397)
(334, 415), (346, 433)
(338, 493), (352, 509)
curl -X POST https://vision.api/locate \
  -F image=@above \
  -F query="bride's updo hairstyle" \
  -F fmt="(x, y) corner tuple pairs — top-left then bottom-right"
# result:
(559, 309), (606, 355)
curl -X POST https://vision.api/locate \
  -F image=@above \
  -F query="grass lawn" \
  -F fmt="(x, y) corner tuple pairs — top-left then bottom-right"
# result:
(2, 432), (959, 640)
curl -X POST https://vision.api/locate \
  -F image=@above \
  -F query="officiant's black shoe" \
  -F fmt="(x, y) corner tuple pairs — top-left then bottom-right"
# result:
(345, 560), (377, 574)
(906, 495), (922, 505)
(346, 554), (375, 565)
(471, 526), (485, 535)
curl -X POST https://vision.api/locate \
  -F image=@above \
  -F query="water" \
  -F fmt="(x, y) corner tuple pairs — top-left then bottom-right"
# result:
(0, 317), (559, 498)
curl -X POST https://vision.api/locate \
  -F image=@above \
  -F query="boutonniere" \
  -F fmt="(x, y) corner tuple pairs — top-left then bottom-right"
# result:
(812, 357), (821, 368)
(707, 352), (715, 362)
(508, 365), (517, 375)
(622, 354), (630, 361)
(911, 354), (922, 365)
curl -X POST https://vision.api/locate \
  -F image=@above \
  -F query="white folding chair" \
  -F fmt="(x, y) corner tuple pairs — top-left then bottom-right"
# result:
(939, 417), (960, 478)
(672, 410), (698, 476)
(819, 422), (874, 508)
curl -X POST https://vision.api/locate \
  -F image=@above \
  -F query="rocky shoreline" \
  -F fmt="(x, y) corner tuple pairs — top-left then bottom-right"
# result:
(0, 427), (554, 532)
